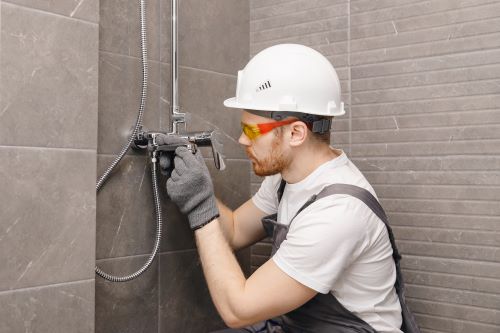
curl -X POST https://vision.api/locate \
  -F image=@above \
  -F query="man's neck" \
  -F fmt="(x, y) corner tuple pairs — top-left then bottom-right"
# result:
(281, 146), (340, 184)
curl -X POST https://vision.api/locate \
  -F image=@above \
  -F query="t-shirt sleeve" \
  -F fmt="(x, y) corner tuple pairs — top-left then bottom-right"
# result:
(272, 195), (370, 294)
(251, 174), (281, 214)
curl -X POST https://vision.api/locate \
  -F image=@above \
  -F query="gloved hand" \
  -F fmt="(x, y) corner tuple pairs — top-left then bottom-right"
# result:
(163, 138), (219, 230)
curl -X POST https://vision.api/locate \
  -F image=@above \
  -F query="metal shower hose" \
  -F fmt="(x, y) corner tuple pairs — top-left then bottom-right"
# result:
(95, 0), (163, 282)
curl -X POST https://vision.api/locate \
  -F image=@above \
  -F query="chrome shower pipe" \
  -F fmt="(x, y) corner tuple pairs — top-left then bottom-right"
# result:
(170, 0), (185, 134)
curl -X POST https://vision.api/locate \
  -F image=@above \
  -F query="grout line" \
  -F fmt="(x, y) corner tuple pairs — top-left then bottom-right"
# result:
(352, 68), (500, 93)
(178, 65), (238, 79)
(403, 268), (500, 282)
(251, 0), (348, 12)
(0, 145), (96, 153)
(393, 225), (500, 234)
(351, 15), (500, 50)
(0, 278), (94, 296)
(348, 0), (352, 155)
(364, 166), (500, 172)
(381, 196), (500, 204)
(411, 310), (500, 327)
(386, 210), (500, 219)
(398, 239), (500, 250)
(352, 46), (500, 72)
(346, 107), (500, 121)
(250, 2), (347, 24)
(99, 50), (238, 78)
(250, 15), (347, 38)
(402, 253), (500, 266)
(351, 76), (500, 94)
(352, 41), (500, 67)
(158, 248), (197, 255)
(96, 249), (198, 264)
(371, 183), (500, 188)
(252, 27), (349, 46)
(350, 91), (500, 107)
(352, 57), (500, 81)
(351, 137), (500, 145)
(2, 1), (98, 25)
(350, 0), (500, 28)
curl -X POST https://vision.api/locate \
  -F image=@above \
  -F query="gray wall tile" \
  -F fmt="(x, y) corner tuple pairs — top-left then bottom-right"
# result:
(160, 0), (249, 75)
(159, 250), (225, 333)
(0, 3), (98, 149)
(100, 0), (161, 61)
(96, 155), (157, 260)
(98, 52), (161, 155)
(351, 1), (500, 331)
(251, 1), (500, 332)
(3, 0), (98, 23)
(0, 147), (96, 291)
(95, 256), (158, 333)
(0, 280), (95, 333)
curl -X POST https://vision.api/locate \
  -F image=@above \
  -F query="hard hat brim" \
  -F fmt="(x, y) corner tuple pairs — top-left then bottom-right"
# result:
(223, 97), (240, 109)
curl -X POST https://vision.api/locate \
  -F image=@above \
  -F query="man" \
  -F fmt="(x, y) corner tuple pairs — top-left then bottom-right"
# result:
(163, 44), (409, 332)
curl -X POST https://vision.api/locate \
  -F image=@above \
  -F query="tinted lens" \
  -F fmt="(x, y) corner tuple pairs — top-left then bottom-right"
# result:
(241, 122), (260, 140)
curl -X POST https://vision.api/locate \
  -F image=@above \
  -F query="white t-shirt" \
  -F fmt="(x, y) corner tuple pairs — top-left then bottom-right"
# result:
(252, 150), (403, 333)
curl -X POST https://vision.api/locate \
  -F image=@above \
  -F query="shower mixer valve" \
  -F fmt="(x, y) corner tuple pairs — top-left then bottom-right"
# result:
(133, 130), (226, 176)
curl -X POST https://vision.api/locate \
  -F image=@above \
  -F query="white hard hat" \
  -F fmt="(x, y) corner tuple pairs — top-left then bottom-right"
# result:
(224, 44), (345, 117)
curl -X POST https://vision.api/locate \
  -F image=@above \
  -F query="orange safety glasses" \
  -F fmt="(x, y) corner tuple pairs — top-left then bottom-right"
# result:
(241, 118), (297, 140)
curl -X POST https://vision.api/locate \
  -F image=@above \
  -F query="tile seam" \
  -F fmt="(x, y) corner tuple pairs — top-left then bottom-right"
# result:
(381, 197), (500, 204)
(352, 137), (500, 145)
(403, 268), (500, 283)
(348, 0), (352, 155)
(352, 44), (500, 67)
(351, 14), (500, 47)
(351, 92), (500, 107)
(251, 15), (347, 37)
(1, 1), (98, 25)
(350, 0), (500, 27)
(99, 50), (239, 78)
(410, 311), (500, 327)
(251, 0), (348, 12)
(253, 25), (349, 44)
(352, 61), (500, 82)
(352, 30), (500, 58)
(0, 278), (94, 296)
(250, 3), (347, 24)
(0, 145), (96, 153)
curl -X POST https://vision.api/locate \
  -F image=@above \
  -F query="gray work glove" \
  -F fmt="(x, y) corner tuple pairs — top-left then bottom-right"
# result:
(161, 136), (219, 230)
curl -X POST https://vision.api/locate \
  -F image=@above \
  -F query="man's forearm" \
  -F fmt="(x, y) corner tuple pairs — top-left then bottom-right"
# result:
(216, 199), (236, 247)
(195, 219), (247, 327)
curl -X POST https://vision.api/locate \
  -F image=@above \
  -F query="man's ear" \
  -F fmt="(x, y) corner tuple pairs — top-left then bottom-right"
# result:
(288, 121), (308, 147)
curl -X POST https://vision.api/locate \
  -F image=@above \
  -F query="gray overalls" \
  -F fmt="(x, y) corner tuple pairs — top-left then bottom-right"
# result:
(213, 182), (420, 333)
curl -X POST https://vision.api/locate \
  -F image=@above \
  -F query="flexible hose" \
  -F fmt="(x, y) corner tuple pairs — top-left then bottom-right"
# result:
(96, 157), (163, 282)
(95, 0), (163, 282)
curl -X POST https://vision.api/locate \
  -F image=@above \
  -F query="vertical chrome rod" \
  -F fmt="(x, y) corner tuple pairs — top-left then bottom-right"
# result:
(170, 0), (184, 133)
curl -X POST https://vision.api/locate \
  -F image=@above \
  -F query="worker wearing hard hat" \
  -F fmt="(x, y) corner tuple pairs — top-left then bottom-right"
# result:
(161, 44), (420, 333)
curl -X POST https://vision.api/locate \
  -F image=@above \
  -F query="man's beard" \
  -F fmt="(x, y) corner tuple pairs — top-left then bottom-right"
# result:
(246, 136), (291, 177)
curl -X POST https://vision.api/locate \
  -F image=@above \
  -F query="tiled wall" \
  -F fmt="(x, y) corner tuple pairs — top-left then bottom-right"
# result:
(349, 1), (500, 332)
(96, 1), (250, 332)
(0, 0), (98, 332)
(250, 1), (500, 332)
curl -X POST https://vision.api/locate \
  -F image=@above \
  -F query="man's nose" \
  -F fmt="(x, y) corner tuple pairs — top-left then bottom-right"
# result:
(238, 132), (251, 146)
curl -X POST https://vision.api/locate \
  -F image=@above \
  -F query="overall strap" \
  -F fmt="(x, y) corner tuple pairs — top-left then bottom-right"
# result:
(277, 179), (287, 203)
